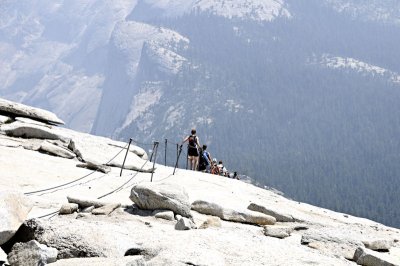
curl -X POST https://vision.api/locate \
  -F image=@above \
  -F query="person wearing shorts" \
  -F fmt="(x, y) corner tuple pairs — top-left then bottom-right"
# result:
(182, 129), (201, 171)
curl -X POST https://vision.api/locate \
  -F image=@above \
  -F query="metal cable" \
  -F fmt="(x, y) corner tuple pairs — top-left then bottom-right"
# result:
(96, 158), (151, 199)
(26, 136), (212, 220)
(27, 138), (194, 219)
(34, 210), (59, 219)
(130, 138), (155, 146)
(37, 173), (108, 196)
(24, 142), (129, 195)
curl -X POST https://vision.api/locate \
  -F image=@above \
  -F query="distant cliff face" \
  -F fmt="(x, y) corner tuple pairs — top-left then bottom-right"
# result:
(1, 0), (400, 228)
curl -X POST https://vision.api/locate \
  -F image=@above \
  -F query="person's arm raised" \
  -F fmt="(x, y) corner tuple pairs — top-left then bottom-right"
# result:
(182, 136), (189, 145)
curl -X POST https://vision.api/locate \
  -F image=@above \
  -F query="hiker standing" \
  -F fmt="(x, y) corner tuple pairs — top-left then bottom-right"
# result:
(182, 129), (201, 171)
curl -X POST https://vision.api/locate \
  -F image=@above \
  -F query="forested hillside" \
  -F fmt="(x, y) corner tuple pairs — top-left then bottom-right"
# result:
(118, 0), (400, 228)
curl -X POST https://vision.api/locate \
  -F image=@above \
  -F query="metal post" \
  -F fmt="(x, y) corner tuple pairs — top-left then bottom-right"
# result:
(149, 141), (156, 163)
(150, 141), (159, 182)
(176, 143), (179, 168)
(149, 148), (154, 162)
(164, 139), (167, 166)
(186, 145), (188, 170)
(120, 138), (132, 177)
(173, 145), (183, 175)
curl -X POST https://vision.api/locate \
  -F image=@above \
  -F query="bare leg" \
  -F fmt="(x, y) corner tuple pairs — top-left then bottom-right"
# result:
(190, 158), (196, 170)
(193, 156), (199, 171)
(188, 157), (193, 170)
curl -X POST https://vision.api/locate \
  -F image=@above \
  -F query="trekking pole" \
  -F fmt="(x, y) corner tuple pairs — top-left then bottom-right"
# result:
(150, 141), (159, 182)
(164, 139), (167, 166)
(173, 145), (183, 175)
(120, 138), (132, 177)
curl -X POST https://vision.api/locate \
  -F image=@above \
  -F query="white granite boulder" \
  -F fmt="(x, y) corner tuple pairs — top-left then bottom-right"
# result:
(15, 117), (50, 127)
(81, 206), (95, 213)
(59, 203), (79, 215)
(39, 141), (76, 159)
(153, 210), (175, 221)
(191, 200), (276, 226)
(130, 182), (192, 218)
(0, 98), (64, 125)
(264, 226), (294, 239)
(1, 121), (62, 140)
(175, 217), (197, 230)
(362, 239), (393, 251)
(301, 227), (365, 259)
(0, 191), (33, 245)
(76, 160), (111, 174)
(7, 240), (58, 266)
(16, 218), (145, 259)
(353, 247), (399, 266)
(248, 202), (295, 222)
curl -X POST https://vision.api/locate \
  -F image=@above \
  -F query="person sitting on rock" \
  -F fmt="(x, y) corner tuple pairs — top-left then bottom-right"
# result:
(198, 144), (212, 172)
(233, 171), (239, 179)
(210, 158), (220, 175)
(229, 171), (240, 180)
(217, 160), (228, 177)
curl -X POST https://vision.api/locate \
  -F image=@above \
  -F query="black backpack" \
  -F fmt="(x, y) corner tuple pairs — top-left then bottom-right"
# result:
(200, 150), (209, 166)
(197, 148), (205, 170)
(188, 135), (197, 148)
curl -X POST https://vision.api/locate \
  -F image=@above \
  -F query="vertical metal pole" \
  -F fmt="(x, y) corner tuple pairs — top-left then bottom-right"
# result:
(173, 145), (183, 175)
(186, 146), (188, 170)
(149, 148), (154, 162)
(120, 138), (132, 177)
(149, 141), (156, 163)
(150, 141), (159, 182)
(164, 139), (167, 166)
(176, 143), (179, 168)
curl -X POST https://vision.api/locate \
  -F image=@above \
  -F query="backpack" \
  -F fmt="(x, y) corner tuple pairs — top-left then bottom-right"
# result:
(201, 151), (210, 166)
(188, 135), (197, 148)
(198, 148), (206, 170)
(199, 150), (209, 167)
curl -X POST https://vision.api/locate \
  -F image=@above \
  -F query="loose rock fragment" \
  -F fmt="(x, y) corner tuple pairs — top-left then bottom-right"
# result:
(7, 240), (58, 266)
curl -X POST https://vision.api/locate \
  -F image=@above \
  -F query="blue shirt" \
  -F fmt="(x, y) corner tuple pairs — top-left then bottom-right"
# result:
(203, 151), (211, 165)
